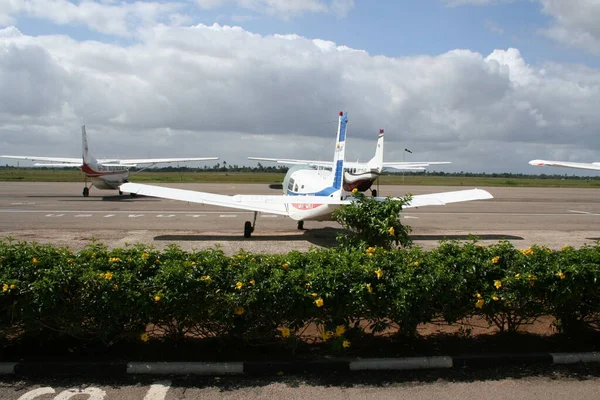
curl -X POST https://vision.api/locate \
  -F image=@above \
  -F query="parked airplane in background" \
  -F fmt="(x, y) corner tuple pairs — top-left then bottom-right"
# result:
(0, 126), (218, 197)
(529, 159), (600, 172)
(121, 112), (493, 237)
(248, 129), (451, 196)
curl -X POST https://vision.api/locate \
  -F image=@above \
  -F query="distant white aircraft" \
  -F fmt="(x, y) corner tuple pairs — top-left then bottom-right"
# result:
(248, 129), (451, 196)
(0, 126), (218, 197)
(121, 111), (493, 237)
(529, 159), (600, 172)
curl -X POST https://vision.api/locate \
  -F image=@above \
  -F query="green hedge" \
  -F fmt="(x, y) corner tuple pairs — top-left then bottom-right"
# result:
(1, 238), (599, 349)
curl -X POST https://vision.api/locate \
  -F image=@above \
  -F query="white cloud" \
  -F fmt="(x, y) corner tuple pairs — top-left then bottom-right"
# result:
(0, 25), (599, 173)
(0, 0), (185, 37)
(194, 0), (353, 19)
(538, 0), (600, 55)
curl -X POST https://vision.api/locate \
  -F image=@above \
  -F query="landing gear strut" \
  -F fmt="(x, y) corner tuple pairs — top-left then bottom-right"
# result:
(297, 220), (304, 230)
(244, 211), (258, 238)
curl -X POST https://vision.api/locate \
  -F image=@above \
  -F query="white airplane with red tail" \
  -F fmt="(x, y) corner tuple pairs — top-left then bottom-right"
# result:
(248, 129), (451, 196)
(121, 112), (493, 237)
(0, 126), (218, 197)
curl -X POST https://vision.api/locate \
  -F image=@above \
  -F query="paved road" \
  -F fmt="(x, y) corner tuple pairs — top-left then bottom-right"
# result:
(0, 182), (599, 253)
(2, 365), (600, 399)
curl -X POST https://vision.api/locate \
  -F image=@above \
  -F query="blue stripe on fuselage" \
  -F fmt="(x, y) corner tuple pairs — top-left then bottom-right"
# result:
(338, 114), (348, 143)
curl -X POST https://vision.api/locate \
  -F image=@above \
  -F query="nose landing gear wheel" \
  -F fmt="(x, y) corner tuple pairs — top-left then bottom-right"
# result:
(297, 220), (304, 230)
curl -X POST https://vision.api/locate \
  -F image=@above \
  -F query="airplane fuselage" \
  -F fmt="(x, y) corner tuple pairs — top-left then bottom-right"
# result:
(282, 165), (345, 221)
(343, 168), (379, 191)
(82, 163), (130, 190)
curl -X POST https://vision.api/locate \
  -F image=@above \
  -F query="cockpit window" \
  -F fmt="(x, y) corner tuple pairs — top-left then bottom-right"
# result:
(287, 178), (295, 191)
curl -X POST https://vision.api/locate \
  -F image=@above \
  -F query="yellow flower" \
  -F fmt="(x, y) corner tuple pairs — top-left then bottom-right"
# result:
(280, 327), (291, 338)
(282, 263), (289, 269)
(411, 261), (420, 267)
(234, 306), (245, 316)
(312, 293), (318, 297)
(142, 253), (149, 259)
(113, 284), (119, 290)
(140, 333), (149, 342)
(201, 275), (211, 282)
(475, 299), (485, 309)
(237, 255), (243, 259)
(492, 296), (499, 301)
(556, 271), (566, 280)
(109, 257), (121, 263)
(154, 295), (161, 302)
(321, 330), (333, 341)
(374, 269), (383, 279)
(475, 293), (482, 299)
(104, 272), (113, 281)
(515, 273), (521, 279)
(236, 281), (244, 290)
(315, 297), (324, 307)
(342, 340), (351, 348)
(388, 226), (395, 236)
(520, 248), (534, 255)
(365, 247), (376, 254)
(561, 245), (571, 251)
(491, 256), (500, 264)
(494, 280), (502, 289)
(32, 258), (38, 264)
(250, 280), (256, 286)
(335, 325), (346, 337)
(2, 284), (7, 292)
(191, 261), (196, 265)
(352, 188), (358, 194)
(67, 259), (74, 264)
(366, 283), (373, 294)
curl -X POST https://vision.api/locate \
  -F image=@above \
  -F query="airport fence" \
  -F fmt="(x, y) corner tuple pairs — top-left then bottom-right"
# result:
(0, 239), (599, 349)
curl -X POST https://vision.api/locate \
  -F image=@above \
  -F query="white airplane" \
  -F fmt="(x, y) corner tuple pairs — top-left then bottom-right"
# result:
(121, 111), (493, 237)
(0, 126), (219, 197)
(248, 129), (451, 197)
(529, 159), (600, 172)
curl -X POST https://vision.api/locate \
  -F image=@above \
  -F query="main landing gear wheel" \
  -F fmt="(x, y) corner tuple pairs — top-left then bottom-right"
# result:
(82, 187), (90, 197)
(243, 212), (258, 238)
(371, 189), (378, 197)
(119, 190), (123, 195)
(297, 221), (304, 230)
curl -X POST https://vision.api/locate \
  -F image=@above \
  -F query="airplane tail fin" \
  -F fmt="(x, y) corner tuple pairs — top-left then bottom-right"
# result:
(81, 125), (98, 165)
(329, 111), (348, 196)
(366, 129), (384, 172)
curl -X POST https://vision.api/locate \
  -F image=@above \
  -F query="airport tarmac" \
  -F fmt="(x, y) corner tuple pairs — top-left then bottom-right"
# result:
(0, 182), (599, 254)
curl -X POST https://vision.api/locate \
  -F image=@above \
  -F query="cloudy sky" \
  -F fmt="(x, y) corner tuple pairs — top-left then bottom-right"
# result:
(1, 0), (599, 174)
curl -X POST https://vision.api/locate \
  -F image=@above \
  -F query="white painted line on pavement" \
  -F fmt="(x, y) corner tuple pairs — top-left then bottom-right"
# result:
(104, 214), (116, 218)
(144, 380), (172, 400)
(157, 214), (176, 218)
(74, 214), (93, 218)
(17, 387), (55, 400)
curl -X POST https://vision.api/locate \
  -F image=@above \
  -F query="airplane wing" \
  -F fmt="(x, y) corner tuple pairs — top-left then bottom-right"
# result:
(393, 188), (494, 208)
(382, 161), (451, 170)
(249, 157), (451, 170)
(119, 182), (348, 216)
(121, 183), (493, 216)
(529, 159), (600, 172)
(109, 157), (219, 166)
(248, 157), (330, 168)
(0, 155), (82, 165)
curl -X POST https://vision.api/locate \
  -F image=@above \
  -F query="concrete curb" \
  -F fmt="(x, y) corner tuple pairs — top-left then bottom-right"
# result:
(1, 353), (599, 377)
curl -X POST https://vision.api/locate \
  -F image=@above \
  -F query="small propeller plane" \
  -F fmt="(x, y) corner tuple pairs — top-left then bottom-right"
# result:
(529, 159), (600, 172)
(0, 126), (219, 197)
(248, 129), (451, 196)
(120, 111), (493, 237)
